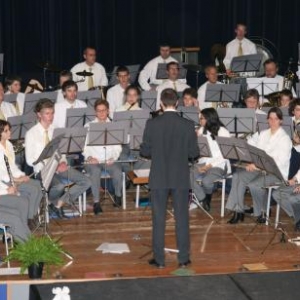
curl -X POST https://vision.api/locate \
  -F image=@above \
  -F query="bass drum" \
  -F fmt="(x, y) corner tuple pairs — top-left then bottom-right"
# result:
(255, 43), (273, 76)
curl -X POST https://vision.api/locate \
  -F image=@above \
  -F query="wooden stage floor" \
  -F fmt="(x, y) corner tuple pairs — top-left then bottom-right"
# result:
(2, 189), (300, 281)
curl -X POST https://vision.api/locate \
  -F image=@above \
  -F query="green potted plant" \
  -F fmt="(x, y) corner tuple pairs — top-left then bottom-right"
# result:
(6, 235), (65, 279)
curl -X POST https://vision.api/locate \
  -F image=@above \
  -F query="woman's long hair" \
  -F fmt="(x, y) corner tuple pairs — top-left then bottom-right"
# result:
(201, 108), (224, 140)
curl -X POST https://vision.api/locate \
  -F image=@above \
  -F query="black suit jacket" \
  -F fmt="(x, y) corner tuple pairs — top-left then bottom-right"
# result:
(140, 111), (199, 189)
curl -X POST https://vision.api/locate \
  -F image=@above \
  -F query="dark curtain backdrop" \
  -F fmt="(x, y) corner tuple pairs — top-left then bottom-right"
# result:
(0, 0), (299, 85)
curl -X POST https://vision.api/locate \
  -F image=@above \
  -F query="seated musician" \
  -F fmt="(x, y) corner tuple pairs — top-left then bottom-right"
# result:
(156, 62), (190, 110)
(0, 120), (43, 229)
(53, 80), (87, 128)
(226, 107), (292, 224)
(197, 65), (222, 110)
(279, 89), (293, 108)
(71, 47), (108, 91)
(83, 99), (123, 214)
(182, 88), (199, 108)
(116, 85), (142, 111)
(25, 99), (91, 219)
(190, 108), (230, 211)
(56, 70), (73, 103)
(0, 82), (17, 120)
(107, 66), (131, 116)
(289, 98), (300, 151)
(24, 79), (43, 94)
(244, 89), (266, 115)
(0, 159), (31, 242)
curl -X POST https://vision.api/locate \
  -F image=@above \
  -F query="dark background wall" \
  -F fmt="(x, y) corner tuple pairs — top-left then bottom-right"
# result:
(0, 0), (299, 86)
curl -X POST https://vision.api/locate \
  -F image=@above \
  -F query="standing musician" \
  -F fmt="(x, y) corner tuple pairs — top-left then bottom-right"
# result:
(71, 47), (108, 91)
(190, 108), (230, 211)
(56, 70), (73, 103)
(83, 99), (123, 214)
(0, 120), (43, 229)
(25, 99), (91, 219)
(156, 62), (190, 110)
(0, 82), (17, 120)
(226, 107), (292, 224)
(182, 88), (199, 107)
(53, 80), (87, 128)
(140, 88), (199, 268)
(106, 66), (131, 116)
(116, 85), (142, 111)
(138, 42), (184, 91)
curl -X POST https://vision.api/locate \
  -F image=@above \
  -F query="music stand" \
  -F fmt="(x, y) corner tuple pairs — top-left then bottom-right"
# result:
(129, 129), (144, 151)
(197, 136), (212, 157)
(296, 83), (300, 98)
(261, 107), (290, 117)
(65, 107), (95, 127)
(108, 64), (141, 86)
(113, 110), (150, 133)
(77, 89), (102, 110)
(140, 91), (157, 111)
(7, 114), (36, 142)
(156, 63), (187, 80)
(177, 106), (200, 126)
(246, 78), (279, 100)
(217, 108), (256, 137)
(205, 84), (241, 105)
(3, 94), (17, 106)
(230, 54), (263, 73)
(0, 53), (3, 75)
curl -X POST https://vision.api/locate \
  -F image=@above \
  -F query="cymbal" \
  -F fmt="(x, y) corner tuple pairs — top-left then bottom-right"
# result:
(36, 61), (60, 72)
(76, 70), (94, 77)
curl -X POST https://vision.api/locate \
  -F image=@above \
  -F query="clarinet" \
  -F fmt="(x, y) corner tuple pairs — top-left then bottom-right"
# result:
(3, 154), (16, 188)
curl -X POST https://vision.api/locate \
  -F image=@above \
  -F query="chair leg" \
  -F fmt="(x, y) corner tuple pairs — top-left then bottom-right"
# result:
(266, 187), (272, 226)
(275, 203), (280, 228)
(221, 178), (226, 218)
(78, 195), (83, 216)
(122, 172), (126, 210)
(83, 191), (87, 212)
(3, 227), (10, 268)
(135, 185), (140, 208)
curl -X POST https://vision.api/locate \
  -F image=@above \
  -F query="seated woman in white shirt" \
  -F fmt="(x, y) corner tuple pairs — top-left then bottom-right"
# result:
(83, 99), (123, 215)
(116, 85), (142, 111)
(226, 107), (292, 224)
(0, 82), (17, 120)
(182, 88), (199, 108)
(190, 108), (230, 211)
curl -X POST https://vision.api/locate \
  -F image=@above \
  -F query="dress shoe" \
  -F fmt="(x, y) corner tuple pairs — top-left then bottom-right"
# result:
(2, 232), (12, 244)
(93, 202), (103, 215)
(148, 258), (165, 269)
(295, 220), (300, 231)
(244, 207), (254, 214)
(28, 219), (37, 231)
(113, 196), (122, 207)
(178, 259), (191, 268)
(59, 208), (69, 219)
(227, 212), (245, 224)
(49, 204), (63, 219)
(202, 194), (212, 212)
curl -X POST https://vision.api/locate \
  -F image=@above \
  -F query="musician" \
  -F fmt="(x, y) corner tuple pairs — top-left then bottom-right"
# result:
(182, 88), (199, 107)
(244, 89), (266, 115)
(138, 43), (184, 91)
(116, 85), (142, 111)
(25, 99), (91, 219)
(53, 80), (87, 128)
(226, 107), (292, 224)
(106, 66), (131, 116)
(223, 23), (257, 73)
(71, 47), (108, 91)
(0, 82), (17, 120)
(140, 88), (199, 268)
(0, 120), (43, 229)
(156, 62), (190, 110)
(56, 70), (73, 103)
(279, 89), (293, 108)
(5, 75), (25, 115)
(290, 98), (300, 150)
(83, 99), (123, 214)
(24, 79), (43, 94)
(190, 108), (230, 211)
(0, 159), (31, 242)
(197, 65), (222, 109)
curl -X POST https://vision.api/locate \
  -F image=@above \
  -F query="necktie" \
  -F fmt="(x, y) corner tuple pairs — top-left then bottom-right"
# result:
(173, 82), (177, 92)
(87, 67), (94, 90)
(44, 130), (50, 146)
(0, 105), (5, 120)
(238, 42), (243, 56)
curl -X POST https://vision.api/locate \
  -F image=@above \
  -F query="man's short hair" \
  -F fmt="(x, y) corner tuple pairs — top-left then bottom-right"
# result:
(161, 88), (178, 107)
(34, 98), (54, 113)
(263, 58), (278, 68)
(236, 23), (247, 31)
(166, 61), (179, 71)
(83, 47), (96, 55)
(116, 66), (129, 76)
(61, 80), (78, 92)
(94, 99), (109, 111)
(245, 89), (259, 101)
(182, 88), (197, 99)
(159, 42), (171, 48)
(204, 64), (217, 74)
(60, 70), (73, 79)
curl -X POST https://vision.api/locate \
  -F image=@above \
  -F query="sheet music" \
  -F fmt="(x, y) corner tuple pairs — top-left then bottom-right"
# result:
(134, 169), (150, 177)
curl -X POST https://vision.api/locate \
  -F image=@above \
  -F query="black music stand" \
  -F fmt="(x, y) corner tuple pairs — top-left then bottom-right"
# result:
(296, 83), (300, 98)
(217, 108), (256, 137)
(65, 107), (95, 127)
(261, 107), (290, 116)
(156, 63), (187, 80)
(197, 136), (212, 157)
(230, 53), (263, 73)
(7, 114), (36, 141)
(177, 106), (200, 126)
(246, 78), (279, 100)
(3, 94), (17, 107)
(205, 83), (241, 106)
(77, 89), (102, 110)
(108, 64), (141, 86)
(140, 91), (157, 111)
(129, 129), (144, 151)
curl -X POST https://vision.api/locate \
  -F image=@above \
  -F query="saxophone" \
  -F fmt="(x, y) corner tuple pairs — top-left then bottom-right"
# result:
(283, 58), (295, 91)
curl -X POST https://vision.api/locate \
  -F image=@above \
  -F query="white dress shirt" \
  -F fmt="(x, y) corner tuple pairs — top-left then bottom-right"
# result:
(71, 61), (108, 91)
(197, 81), (223, 109)
(56, 89), (65, 103)
(223, 38), (257, 70)
(156, 79), (190, 110)
(53, 99), (87, 128)
(115, 102), (142, 112)
(5, 91), (25, 115)
(197, 126), (231, 172)
(248, 127), (292, 180)
(0, 101), (17, 119)
(138, 55), (187, 90)
(83, 118), (122, 162)
(106, 84), (128, 117)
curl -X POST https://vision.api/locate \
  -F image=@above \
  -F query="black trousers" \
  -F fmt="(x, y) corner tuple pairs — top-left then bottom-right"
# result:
(150, 188), (190, 264)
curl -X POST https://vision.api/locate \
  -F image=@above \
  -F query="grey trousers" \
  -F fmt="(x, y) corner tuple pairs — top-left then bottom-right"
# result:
(226, 169), (279, 216)
(85, 163), (123, 202)
(151, 189), (190, 265)
(190, 166), (225, 201)
(273, 186), (300, 224)
(18, 179), (43, 219)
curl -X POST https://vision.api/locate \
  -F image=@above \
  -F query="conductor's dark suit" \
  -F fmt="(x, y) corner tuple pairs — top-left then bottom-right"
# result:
(140, 110), (199, 264)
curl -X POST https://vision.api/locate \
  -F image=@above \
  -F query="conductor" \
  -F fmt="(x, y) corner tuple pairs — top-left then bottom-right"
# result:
(140, 88), (199, 268)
